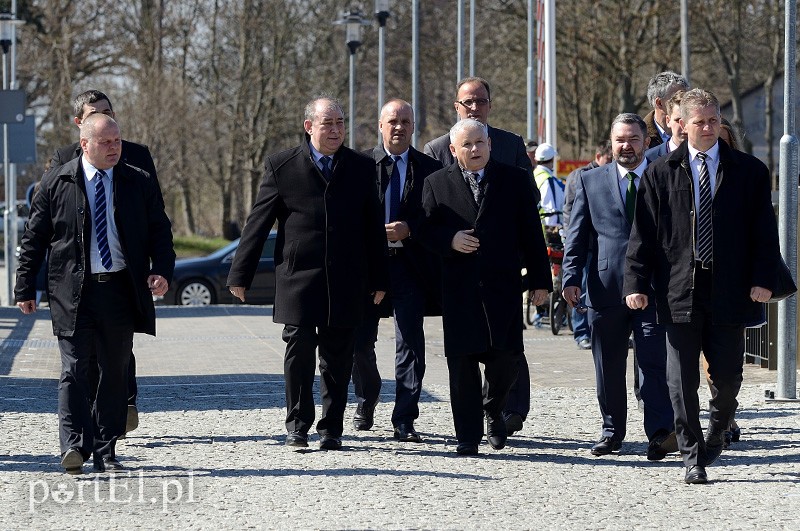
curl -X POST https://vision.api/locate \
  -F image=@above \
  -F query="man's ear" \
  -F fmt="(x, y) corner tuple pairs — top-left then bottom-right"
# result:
(74, 117), (82, 127)
(449, 143), (456, 157)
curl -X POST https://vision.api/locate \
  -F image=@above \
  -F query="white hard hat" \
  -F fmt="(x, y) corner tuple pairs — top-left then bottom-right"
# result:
(534, 142), (557, 162)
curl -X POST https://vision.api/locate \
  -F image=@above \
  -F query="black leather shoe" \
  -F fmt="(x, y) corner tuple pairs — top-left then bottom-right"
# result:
(285, 432), (308, 448)
(319, 436), (343, 451)
(93, 454), (124, 473)
(456, 443), (479, 456)
(684, 465), (708, 484)
(503, 412), (524, 436)
(486, 416), (507, 450)
(590, 436), (622, 456)
(704, 429), (725, 466)
(60, 448), (84, 475)
(353, 402), (375, 431)
(394, 423), (422, 443)
(647, 430), (677, 461)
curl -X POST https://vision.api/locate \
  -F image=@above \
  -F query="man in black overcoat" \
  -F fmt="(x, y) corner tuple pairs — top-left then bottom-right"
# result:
(228, 97), (389, 451)
(418, 118), (551, 455)
(16, 114), (174, 474)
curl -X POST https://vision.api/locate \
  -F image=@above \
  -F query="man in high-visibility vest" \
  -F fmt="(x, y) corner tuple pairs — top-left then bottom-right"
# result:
(533, 143), (565, 227)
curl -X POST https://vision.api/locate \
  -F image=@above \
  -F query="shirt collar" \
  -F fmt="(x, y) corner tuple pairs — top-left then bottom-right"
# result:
(82, 158), (113, 181)
(309, 142), (334, 164)
(616, 158), (648, 180)
(655, 119), (669, 140)
(687, 141), (719, 163)
(383, 147), (409, 164)
(460, 167), (485, 180)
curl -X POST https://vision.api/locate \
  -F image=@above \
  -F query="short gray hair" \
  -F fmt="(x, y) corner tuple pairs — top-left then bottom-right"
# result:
(304, 95), (344, 123)
(449, 118), (487, 145)
(610, 113), (647, 138)
(680, 89), (720, 122)
(646, 71), (689, 108)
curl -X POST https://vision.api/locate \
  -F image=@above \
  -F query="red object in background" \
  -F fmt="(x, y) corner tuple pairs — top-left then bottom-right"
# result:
(556, 159), (591, 180)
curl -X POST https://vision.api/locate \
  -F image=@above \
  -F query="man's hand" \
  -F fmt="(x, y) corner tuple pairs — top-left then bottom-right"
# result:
(386, 221), (410, 242)
(562, 286), (581, 308)
(17, 300), (36, 314)
(451, 229), (480, 253)
(528, 289), (548, 307)
(750, 286), (772, 303)
(626, 293), (649, 310)
(148, 275), (169, 297)
(373, 291), (386, 305)
(229, 286), (246, 302)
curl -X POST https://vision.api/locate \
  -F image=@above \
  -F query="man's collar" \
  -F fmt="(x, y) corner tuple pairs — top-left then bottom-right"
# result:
(383, 146), (409, 163)
(81, 158), (114, 181)
(616, 158), (648, 179)
(308, 141), (336, 163)
(687, 140), (719, 162)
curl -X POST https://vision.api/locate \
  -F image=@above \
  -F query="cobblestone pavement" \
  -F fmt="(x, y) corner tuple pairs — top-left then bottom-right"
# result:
(1, 306), (798, 529)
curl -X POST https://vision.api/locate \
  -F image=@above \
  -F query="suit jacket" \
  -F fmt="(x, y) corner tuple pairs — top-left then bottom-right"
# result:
(562, 161), (597, 230)
(645, 142), (669, 162)
(423, 125), (532, 172)
(48, 140), (158, 182)
(562, 162), (649, 309)
(643, 110), (664, 148)
(418, 160), (551, 357)
(227, 138), (389, 327)
(624, 140), (781, 325)
(365, 145), (443, 317)
(15, 157), (175, 336)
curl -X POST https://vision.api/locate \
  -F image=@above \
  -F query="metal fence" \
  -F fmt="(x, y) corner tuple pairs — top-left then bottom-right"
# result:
(744, 302), (778, 369)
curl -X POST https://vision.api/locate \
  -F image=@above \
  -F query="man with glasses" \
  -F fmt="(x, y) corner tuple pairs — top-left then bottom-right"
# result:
(424, 77), (534, 437)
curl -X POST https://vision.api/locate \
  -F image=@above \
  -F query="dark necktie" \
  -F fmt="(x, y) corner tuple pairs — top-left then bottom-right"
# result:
(320, 156), (332, 181)
(625, 172), (637, 225)
(696, 152), (713, 263)
(464, 171), (483, 205)
(94, 169), (113, 270)
(388, 155), (401, 221)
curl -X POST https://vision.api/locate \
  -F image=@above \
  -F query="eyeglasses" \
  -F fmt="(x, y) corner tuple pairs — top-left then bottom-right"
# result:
(456, 98), (490, 108)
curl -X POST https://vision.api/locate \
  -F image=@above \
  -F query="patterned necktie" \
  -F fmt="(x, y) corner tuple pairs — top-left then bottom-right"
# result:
(94, 169), (113, 271)
(388, 155), (401, 221)
(464, 171), (482, 205)
(320, 156), (332, 181)
(696, 152), (713, 263)
(625, 172), (637, 225)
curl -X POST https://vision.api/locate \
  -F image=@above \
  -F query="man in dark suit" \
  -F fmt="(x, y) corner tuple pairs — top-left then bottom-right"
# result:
(562, 114), (675, 460)
(624, 89), (781, 484)
(644, 90), (686, 161)
(228, 96), (389, 451)
(642, 71), (689, 149)
(423, 77), (534, 435)
(351, 99), (442, 441)
(16, 114), (174, 474)
(418, 118), (551, 455)
(47, 89), (160, 435)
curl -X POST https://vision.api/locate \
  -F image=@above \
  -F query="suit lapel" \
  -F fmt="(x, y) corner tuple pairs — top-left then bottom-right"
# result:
(605, 164), (628, 223)
(476, 160), (496, 221)
(448, 163), (479, 218)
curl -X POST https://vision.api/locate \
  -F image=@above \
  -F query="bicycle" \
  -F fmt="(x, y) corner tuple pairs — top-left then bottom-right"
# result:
(525, 212), (572, 335)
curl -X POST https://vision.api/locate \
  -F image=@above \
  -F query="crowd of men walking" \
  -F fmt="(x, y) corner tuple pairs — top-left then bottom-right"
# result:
(16, 70), (786, 485)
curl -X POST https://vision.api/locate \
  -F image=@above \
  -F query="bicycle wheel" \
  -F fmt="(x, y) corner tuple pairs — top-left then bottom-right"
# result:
(525, 296), (536, 326)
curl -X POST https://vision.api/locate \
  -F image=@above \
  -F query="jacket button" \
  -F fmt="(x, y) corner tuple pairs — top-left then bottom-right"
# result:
(78, 208), (84, 215)
(478, 281), (484, 287)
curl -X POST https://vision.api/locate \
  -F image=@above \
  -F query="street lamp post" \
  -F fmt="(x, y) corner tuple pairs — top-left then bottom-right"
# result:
(1, 11), (23, 306)
(375, 0), (390, 122)
(335, 9), (369, 149)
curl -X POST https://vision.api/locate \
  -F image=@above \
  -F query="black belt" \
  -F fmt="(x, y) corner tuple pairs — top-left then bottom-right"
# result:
(90, 270), (127, 282)
(387, 247), (404, 256)
(695, 260), (712, 270)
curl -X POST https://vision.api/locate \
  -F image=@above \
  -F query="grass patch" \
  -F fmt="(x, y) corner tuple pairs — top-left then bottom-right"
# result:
(174, 235), (232, 258)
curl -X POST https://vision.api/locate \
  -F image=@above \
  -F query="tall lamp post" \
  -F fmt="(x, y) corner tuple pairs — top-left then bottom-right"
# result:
(375, 0), (390, 120)
(1, 11), (24, 306)
(335, 9), (369, 149)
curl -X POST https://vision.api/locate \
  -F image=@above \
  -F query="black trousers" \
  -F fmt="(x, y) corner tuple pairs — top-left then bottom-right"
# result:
(282, 324), (355, 438)
(352, 256), (427, 426)
(446, 349), (519, 445)
(89, 352), (137, 407)
(58, 271), (134, 460)
(664, 267), (745, 467)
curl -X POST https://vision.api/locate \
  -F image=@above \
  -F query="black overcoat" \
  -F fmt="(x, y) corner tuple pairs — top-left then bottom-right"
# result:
(418, 160), (552, 357)
(15, 157), (175, 336)
(227, 139), (389, 327)
(624, 140), (781, 325)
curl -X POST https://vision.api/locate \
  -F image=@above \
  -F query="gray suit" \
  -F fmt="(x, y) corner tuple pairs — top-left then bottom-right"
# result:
(562, 162), (673, 443)
(423, 125), (532, 173)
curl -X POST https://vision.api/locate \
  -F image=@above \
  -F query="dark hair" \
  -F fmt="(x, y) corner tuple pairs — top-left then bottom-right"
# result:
(73, 90), (113, 119)
(610, 113), (648, 138)
(719, 118), (740, 151)
(596, 140), (612, 158)
(456, 77), (491, 101)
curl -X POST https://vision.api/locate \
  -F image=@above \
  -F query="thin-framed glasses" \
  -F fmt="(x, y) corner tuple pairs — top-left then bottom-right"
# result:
(456, 98), (490, 108)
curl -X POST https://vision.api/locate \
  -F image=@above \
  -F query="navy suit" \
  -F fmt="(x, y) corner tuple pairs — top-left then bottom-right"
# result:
(352, 146), (442, 427)
(562, 162), (673, 443)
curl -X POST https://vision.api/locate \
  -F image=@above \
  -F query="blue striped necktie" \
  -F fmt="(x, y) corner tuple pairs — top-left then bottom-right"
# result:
(94, 169), (113, 270)
(696, 152), (713, 263)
